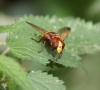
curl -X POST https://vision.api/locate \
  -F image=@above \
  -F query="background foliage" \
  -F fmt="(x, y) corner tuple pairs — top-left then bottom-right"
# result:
(0, 15), (100, 90)
(0, 0), (100, 90)
(0, 0), (100, 23)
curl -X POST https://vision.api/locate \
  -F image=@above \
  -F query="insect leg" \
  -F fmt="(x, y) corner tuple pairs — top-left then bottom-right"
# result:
(31, 37), (44, 43)
(56, 52), (63, 61)
(51, 48), (56, 61)
(51, 48), (55, 58)
(59, 52), (63, 59)
(38, 41), (46, 53)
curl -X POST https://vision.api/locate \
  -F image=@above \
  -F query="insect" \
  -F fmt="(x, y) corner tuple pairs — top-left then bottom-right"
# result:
(26, 21), (71, 61)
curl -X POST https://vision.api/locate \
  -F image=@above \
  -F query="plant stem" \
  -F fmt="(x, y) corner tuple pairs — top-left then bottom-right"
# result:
(0, 79), (11, 84)
(1, 48), (10, 55)
(0, 84), (7, 90)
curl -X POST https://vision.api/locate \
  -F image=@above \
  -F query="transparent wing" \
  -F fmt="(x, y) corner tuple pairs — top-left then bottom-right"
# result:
(26, 21), (46, 35)
(58, 27), (71, 40)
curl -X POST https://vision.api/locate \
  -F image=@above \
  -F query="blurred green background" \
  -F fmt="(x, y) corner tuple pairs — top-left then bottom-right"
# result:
(0, 0), (100, 90)
(0, 0), (100, 23)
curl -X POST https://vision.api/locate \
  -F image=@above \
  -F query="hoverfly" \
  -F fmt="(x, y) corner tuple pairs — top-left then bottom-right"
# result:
(26, 21), (71, 61)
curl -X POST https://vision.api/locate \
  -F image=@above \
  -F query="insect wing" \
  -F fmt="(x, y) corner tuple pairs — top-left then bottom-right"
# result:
(26, 21), (46, 35)
(58, 27), (71, 40)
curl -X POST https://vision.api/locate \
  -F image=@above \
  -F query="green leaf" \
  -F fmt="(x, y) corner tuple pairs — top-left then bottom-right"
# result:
(0, 55), (35, 90)
(0, 25), (13, 33)
(28, 70), (66, 90)
(6, 27), (84, 70)
(5, 15), (100, 70)
(65, 18), (100, 55)
(0, 21), (25, 33)
(6, 30), (51, 65)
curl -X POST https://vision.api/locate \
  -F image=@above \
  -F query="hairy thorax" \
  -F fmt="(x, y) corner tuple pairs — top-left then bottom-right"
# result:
(44, 31), (65, 53)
